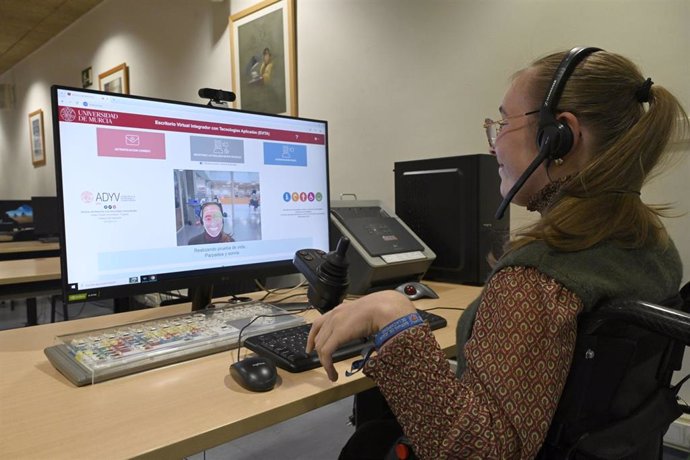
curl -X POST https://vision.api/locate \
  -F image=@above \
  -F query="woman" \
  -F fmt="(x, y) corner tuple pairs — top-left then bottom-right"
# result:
(306, 48), (688, 459)
(260, 47), (274, 84)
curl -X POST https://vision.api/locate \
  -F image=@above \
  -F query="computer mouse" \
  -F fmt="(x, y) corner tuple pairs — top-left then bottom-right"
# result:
(395, 281), (439, 300)
(230, 356), (277, 392)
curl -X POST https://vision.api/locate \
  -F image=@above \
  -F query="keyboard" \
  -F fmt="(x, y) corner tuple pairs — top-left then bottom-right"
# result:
(243, 309), (447, 373)
(44, 301), (305, 386)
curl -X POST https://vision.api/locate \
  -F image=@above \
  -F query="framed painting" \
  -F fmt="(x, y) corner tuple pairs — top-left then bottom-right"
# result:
(28, 109), (46, 167)
(82, 66), (93, 88)
(99, 63), (130, 94)
(230, 0), (297, 115)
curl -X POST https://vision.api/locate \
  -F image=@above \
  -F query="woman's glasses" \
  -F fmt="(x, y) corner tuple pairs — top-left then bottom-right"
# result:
(483, 110), (539, 149)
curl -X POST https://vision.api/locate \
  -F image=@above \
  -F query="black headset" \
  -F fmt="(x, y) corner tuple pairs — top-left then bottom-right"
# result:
(536, 46), (601, 160)
(495, 46), (603, 219)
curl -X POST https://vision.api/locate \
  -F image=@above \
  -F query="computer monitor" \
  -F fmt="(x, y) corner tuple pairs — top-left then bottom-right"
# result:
(0, 200), (33, 233)
(31, 196), (61, 239)
(51, 85), (330, 309)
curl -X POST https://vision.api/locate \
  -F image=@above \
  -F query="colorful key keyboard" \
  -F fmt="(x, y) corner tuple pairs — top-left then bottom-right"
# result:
(44, 301), (304, 386)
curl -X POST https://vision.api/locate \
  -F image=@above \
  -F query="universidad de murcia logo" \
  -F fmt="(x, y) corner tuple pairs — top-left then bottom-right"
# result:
(60, 107), (77, 122)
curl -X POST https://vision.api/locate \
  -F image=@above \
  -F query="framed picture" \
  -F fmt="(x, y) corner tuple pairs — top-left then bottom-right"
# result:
(230, 0), (297, 115)
(99, 63), (129, 94)
(28, 109), (46, 167)
(81, 66), (93, 88)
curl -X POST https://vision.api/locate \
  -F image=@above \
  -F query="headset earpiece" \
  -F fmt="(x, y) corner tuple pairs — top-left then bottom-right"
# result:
(537, 46), (601, 160)
(537, 110), (574, 160)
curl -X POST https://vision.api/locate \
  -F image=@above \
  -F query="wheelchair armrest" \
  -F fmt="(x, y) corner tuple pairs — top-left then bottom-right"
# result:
(591, 300), (690, 346)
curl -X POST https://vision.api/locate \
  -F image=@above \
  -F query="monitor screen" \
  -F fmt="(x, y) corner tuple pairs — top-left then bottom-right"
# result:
(31, 196), (60, 238)
(0, 200), (33, 232)
(52, 86), (330, 306)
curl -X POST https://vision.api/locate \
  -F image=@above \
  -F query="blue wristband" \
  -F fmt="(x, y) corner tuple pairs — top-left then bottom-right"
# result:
(374, 312), (425, 350)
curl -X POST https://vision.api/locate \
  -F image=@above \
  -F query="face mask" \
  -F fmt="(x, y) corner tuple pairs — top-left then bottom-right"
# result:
(203, 211), (223, 237)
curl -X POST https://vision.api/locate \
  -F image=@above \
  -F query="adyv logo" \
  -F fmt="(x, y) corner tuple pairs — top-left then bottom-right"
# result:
(96, 192), (120, 203)
(81, 191), (120, 203)
(81, 191), (121, 206)
(81, 190), (136, 208)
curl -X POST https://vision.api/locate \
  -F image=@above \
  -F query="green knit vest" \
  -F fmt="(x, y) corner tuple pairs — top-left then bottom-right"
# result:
(455, 239), (682, 377)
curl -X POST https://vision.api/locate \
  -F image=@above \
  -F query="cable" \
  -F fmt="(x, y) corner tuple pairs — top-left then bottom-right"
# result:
(254, 277), (308, 300)
(67, 302), (88, 319)
(227, 294), (254, 304)
(207, 291), (311, 310)
(265, 292), (311, 304)
(160, 291), (186, 300)
(423, 306), (465, 312)
(70, 299), (115, 320)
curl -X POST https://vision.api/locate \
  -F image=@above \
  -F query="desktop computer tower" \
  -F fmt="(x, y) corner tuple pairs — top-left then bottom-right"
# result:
(394, 154), (509, 285)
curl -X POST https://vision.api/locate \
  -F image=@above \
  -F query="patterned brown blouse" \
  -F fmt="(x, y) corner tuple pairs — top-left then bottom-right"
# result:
(364, 266), (583, 459)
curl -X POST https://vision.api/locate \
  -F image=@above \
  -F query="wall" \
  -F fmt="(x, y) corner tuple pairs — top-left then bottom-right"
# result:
(1, 0), (689, 388)
(266, 0), (690, 277)
(0, 0), (233, 197)
(22, 0), (683, 277)
(1, 1), (688, 271)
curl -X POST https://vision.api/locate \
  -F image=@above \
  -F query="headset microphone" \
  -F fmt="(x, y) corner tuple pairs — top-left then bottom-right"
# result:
(494, 46), (602, 220)
(494, 137), (551, 219)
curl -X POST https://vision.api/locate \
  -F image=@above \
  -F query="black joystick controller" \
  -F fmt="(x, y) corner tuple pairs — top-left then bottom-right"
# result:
(293, 237), (350, 314)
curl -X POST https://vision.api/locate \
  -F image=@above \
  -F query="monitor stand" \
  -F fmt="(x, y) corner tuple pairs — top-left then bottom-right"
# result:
(190, 284), (214, 311)
(113, 296), (152, 313)
(113, 297), (131, 313)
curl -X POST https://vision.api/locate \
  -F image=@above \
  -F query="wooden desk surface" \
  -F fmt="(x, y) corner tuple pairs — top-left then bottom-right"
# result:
(0, 282), (482, 459)
(0, 256), (61, 285)
(0, 241), (59, 254)
(0, 241), (60, 262)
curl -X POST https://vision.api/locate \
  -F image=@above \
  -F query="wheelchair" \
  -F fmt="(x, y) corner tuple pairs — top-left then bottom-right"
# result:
(536, 282), (690, 459)
(347, 283), (690, 460)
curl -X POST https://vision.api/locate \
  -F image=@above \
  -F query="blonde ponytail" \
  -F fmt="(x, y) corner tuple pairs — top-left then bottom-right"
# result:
(513, 50), (689, 251)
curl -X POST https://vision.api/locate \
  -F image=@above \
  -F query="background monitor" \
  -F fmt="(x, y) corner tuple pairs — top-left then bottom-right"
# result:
(31, 196), (60, 239)
(0, 200), (33, 233)
(51, 85), (330, 309)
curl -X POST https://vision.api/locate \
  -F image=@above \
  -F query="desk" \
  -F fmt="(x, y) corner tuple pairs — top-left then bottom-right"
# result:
(0, 240), (60, 261)
(0, 282), (482, 459)
(0, 257), (61, 326)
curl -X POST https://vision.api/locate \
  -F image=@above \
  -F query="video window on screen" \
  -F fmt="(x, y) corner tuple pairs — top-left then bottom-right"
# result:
(175, 169), (262, 246)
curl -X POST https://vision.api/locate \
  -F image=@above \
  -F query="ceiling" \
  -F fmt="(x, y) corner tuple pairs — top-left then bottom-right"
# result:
(0, 0), (105, 76)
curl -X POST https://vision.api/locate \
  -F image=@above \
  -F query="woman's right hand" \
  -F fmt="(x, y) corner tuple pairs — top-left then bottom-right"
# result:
(306, 290), (416, 382)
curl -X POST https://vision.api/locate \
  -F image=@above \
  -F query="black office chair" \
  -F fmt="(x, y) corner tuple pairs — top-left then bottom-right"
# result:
(537, 282), (690, 459)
